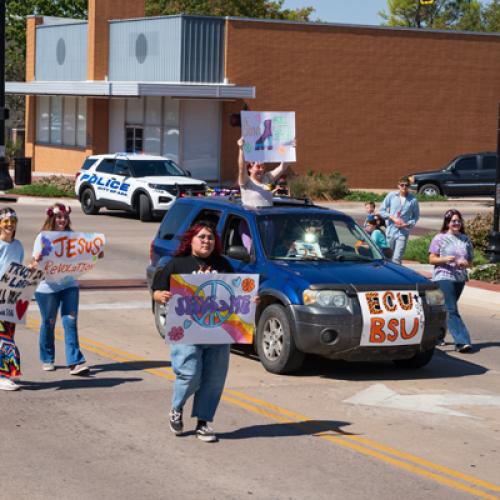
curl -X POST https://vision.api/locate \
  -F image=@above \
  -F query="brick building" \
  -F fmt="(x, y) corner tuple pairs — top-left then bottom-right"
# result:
(6, 0), (500, 188)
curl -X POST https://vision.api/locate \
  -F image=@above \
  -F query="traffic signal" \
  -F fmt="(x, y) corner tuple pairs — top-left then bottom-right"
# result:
(229, 113), (241, 127)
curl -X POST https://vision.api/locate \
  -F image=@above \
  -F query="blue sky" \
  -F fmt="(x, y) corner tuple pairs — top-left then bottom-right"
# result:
(283, 0), (491, 25)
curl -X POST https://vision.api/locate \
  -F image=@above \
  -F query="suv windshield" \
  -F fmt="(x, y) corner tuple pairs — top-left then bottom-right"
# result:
(258, 213), (383, 262)
(129, 159), (187, 178)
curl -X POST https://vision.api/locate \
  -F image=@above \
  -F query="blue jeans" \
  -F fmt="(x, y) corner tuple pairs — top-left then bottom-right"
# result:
(170, 344), (230, 422)
(387, 233), (409, 264)
(35, 287), (86, 367)
(436, 280), (471, 346)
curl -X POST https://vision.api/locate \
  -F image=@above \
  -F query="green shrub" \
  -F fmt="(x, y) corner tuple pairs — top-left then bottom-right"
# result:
(9, 175), (76, 198)
(289, 171), (349, 200)
(404, 233), (436, 263)
(469, 264), (500, 284)
(464, 212), (493, 253)
(342, 191), (446, 202)
(343, 191), (387, 202)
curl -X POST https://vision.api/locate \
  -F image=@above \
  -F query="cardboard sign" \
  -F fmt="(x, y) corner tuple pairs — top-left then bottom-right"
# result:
(358, 290), (425, 346)
(36, 231), (105, 282)
(241, 111), (296, 163)
(165, 273), (259, 344)
(0, 263), (45, 324)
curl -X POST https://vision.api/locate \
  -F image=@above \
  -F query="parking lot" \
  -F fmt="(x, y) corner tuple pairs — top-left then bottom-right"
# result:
(1, 200), (498, 499)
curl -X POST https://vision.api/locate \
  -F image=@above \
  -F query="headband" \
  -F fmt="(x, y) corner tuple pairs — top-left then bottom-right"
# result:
(46, 204), (72, 217)
(0, 208), (17, 220)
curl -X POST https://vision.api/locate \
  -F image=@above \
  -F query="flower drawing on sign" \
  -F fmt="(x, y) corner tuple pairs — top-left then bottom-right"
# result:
(168, 326), (184, 342)
(241, 278), (255, 293)
(40, 236), (52, 257)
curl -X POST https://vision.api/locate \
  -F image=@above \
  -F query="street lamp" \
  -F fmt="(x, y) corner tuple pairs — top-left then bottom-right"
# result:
(486, 103), (500, 263)
(0, 0), (14, 191)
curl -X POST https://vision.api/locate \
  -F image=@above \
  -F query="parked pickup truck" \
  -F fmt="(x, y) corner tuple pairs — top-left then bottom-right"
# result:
(408, 152), (497, 197)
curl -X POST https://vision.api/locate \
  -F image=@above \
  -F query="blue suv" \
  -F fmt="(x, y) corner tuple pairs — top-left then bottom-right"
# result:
(147, 197), (446, 374)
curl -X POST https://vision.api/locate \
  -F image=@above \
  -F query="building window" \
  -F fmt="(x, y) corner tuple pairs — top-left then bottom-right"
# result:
(37, 96), (50, 143)
(36, 96), (87, 148)
(126, 126), (144, 153)
(50, 96), (63, 144)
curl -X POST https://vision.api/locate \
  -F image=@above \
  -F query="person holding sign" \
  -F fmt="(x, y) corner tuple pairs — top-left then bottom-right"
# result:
(152, 221), (234, 442)
(32, 203), (100, 375)
(0, 208), (25, 391)
(237, 137), (293, 207)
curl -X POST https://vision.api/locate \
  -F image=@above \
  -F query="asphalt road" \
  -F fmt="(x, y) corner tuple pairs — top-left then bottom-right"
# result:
(1, 199), (499, 500)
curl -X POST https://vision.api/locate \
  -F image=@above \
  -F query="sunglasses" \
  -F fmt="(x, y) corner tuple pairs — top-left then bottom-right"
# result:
(196, 234), (215, 241)
(399, 183), (410, 187)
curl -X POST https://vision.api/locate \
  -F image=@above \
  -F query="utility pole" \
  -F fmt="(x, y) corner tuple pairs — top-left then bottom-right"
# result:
(486, 103), (500, 263)
(0, 0), (14, 190)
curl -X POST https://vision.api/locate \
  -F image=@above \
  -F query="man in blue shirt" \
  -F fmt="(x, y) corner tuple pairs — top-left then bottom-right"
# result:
(379, 176), (420, 264)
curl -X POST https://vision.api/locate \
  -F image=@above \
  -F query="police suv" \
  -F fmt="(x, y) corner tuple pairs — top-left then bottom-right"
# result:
(75, 154), (207, 221)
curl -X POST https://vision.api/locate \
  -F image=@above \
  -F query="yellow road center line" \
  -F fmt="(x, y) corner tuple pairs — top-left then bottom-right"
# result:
(23, 319), (500, 499)
(226, 389), (500, 493)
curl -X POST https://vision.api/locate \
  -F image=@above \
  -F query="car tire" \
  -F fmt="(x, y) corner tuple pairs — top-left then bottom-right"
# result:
(81, 188), (100, 215)
(139, 193), (153, 222)
(393, 347), (435, 369)
(256, 304), (305, 374)
(154, 301), (168, 339)
(418, 183), (441, 197)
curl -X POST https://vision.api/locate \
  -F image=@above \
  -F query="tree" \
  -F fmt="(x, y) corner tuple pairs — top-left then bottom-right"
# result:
(6, 0), (87, 126)
(145, 0), (315, 21)
(482, 0), (500, 31)
(379, 0), (485, 30)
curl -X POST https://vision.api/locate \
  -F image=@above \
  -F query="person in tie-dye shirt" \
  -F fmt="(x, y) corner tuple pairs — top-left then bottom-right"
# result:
(428, 209), (474, 353)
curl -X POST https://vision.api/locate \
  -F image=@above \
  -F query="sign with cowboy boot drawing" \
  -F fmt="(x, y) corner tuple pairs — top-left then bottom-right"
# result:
(241, 111), (296, 163)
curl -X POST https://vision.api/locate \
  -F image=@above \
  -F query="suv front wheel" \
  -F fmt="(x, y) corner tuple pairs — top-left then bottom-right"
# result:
(81, 187), (100, 215)
(256, 304), (304, 374)
(154, 301), (168, 339)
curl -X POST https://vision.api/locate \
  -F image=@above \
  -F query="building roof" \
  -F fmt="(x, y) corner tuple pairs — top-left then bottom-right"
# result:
(5, 81), (256, 99)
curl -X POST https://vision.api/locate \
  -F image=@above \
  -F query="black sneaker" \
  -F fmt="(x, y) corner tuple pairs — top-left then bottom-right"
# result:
(169, 408), (183, 435)
(195, 422), (218, 443)
(456, 344), (472, 353)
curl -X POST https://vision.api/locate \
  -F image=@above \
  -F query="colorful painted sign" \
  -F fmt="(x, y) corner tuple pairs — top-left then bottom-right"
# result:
(358, 290), (425, 346)
(164, 273), (259, 344)
(0, 263), (45, 324)
(241, 111), (296, 163)
(35, 231), (105, 282)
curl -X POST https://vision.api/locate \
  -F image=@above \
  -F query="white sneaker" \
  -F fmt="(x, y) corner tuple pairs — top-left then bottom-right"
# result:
(42, 363), (55, 371)
(0, 377), (20, 391)
(69, 364), (90, 376)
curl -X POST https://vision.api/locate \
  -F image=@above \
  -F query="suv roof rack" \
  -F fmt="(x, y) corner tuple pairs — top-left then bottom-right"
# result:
(271, 196), (318, 207)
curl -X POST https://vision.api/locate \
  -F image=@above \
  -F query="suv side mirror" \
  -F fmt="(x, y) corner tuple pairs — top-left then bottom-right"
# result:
(227, 245), (250, 262)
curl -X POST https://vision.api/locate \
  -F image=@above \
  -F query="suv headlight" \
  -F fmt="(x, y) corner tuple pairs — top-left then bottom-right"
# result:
(425, 289), (445, 306)
(148, 183), (166, 191)
(303, 289), (349, 308)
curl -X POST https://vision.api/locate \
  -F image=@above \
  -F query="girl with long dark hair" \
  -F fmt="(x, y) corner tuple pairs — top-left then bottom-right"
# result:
(428, 209), (474, 352)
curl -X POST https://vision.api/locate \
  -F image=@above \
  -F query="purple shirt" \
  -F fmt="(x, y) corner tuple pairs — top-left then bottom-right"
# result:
(428, 232), (473, 282)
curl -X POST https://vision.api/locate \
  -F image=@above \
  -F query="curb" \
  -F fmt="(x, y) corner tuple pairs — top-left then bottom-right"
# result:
(0, 193), (80, 207)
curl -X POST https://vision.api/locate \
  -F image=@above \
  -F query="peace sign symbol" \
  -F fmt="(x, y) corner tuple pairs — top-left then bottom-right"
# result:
(192, 279), (234, 328)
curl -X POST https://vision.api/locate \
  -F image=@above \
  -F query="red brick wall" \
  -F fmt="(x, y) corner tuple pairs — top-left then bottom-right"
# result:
(222, 20), (500, 188)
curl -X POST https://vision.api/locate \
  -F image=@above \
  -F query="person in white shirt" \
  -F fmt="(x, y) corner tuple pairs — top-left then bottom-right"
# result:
(237, 137), (292, 208)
